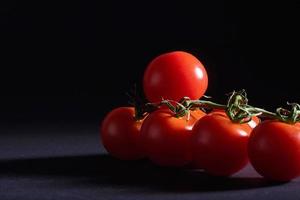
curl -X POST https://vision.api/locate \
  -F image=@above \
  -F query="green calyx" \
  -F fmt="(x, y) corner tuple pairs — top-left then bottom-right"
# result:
(275, 103), (300, 124)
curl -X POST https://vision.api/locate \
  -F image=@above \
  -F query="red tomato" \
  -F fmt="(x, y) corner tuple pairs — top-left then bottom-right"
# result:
(248, 120), (300, 181)
(141, 109), (206, 167)
(191, 112), (252, 176)
(143, 51), (208, 102)
(101, 107), (144, 160)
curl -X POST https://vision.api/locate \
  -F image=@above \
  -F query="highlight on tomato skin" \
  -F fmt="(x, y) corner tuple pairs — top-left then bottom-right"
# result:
(140, 108), (206, 167)
(248, 120), (300, 182)
(143, 51), (208, 103)
(190, 112), (251, 176)
(248, 115), (260, 129)
(100, 107), (145, 160)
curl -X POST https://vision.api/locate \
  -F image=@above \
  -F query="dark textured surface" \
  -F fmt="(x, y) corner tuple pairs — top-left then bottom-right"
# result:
(0, 122), (299, 200)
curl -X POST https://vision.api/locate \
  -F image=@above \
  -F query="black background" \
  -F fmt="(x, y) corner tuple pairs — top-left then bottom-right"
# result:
(1, 1), (300, 123)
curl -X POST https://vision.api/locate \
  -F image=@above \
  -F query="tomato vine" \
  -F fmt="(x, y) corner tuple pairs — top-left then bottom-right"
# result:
(136, 89), (300, 124)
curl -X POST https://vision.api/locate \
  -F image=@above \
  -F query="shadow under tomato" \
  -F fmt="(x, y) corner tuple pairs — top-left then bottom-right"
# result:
(0, 154), (284, 192)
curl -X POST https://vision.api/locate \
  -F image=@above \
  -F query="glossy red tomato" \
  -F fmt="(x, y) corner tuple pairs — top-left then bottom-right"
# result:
(143, 51), (208, 102)
(248, 120), (300, 181)
(101, 107), (144, 160)
(141, 108), (206, 167)
(191, 112), (252, 176)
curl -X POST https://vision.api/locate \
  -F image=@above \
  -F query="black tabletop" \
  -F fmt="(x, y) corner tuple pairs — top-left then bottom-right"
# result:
(0, 122), (299, 200)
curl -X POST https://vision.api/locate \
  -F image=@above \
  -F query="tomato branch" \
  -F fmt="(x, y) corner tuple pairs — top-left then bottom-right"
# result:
(136, 89), (300, 124)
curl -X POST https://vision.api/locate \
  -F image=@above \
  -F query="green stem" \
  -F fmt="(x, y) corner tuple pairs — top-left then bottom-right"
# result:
(144, 91), (300, 124)
(191, 100), (227, 110)
(245, 106), (277, 118)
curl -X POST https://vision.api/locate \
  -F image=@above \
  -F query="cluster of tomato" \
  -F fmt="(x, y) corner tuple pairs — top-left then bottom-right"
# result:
(101, 51), (300, 182)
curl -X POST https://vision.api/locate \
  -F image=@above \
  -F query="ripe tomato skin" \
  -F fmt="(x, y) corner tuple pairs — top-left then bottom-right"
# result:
(101, 107), (144, 160)
(143, 51), (208, 102)
(141, 109), (206, 167)
(191, 112), (251, 176)
(248, 120), (300, 181)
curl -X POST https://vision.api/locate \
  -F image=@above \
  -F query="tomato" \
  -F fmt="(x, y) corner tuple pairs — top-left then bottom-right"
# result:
(143, 51), (208, 102)
(100, 107), (144, 160)
(191, 112), (252, 176)
(248, 120), (300, 181)
(141, 108), (206, 167)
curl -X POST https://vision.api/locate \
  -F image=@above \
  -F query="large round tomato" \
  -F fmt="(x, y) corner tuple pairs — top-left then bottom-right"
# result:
(248, 120), (300, 181)
(141, 108), (206, 167)
(143, 51), (208, 102)
(101, 107), (144, 160)
(191, 112), (252, 176)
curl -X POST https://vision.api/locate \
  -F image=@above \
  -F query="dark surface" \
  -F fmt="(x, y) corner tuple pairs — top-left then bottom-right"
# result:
(0, 122), (299, 200)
